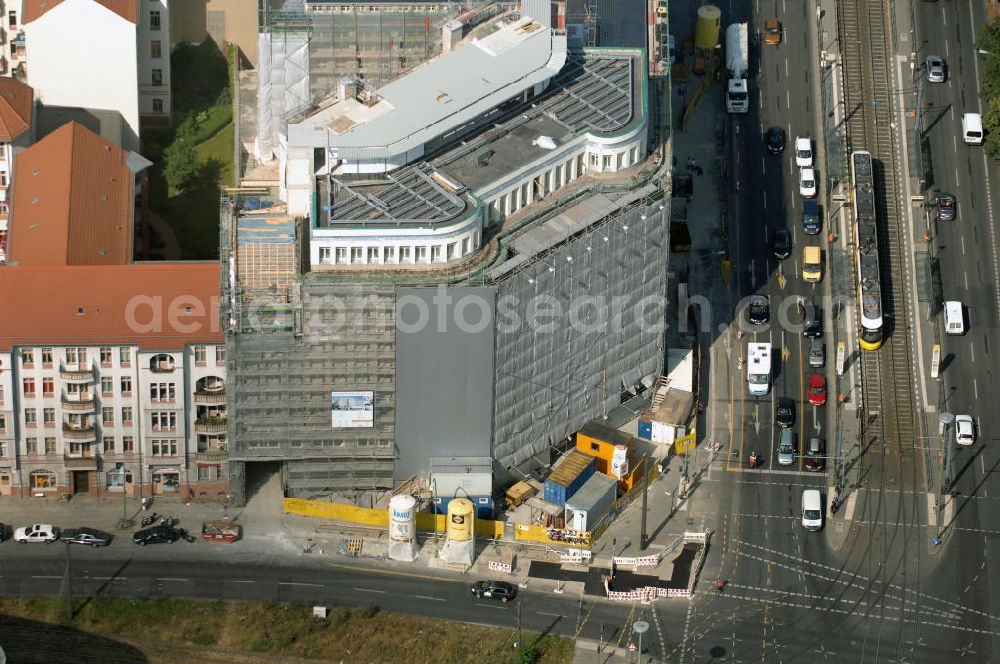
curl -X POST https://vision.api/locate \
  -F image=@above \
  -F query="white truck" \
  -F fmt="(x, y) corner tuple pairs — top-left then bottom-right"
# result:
(747, 342), (771, 397)
(725, 22), (749, 113)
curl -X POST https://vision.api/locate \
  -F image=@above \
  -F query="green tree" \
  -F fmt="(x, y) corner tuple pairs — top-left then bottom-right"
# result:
(983, 106), (1000, 158)
(977, 17), (1000, 157)
(163, 135), (200, 192)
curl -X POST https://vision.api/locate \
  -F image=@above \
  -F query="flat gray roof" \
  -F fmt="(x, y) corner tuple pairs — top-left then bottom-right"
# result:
(290, 16), (568, 160)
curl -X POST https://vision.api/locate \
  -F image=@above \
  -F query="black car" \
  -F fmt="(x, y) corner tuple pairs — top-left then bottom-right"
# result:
(133, 526), (179, 546)
(775, 397), (796, 429)
(934, 192), (956, 221)
(803, 304), (823, 338)
(772, 228), (791, 259)
(766, 126), (786, 154)
(746, 295), (770, 325)
(802, 200), (821, 235)
(61, 528), (113, 547)
(471, 580), (517, 603)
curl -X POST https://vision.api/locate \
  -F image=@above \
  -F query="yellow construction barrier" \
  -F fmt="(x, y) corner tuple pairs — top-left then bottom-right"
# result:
(283, 497), (505, 538)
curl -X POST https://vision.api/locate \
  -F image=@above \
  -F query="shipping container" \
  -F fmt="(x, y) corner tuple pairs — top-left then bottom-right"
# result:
(544, 451), (595, 506)
(565, 473), (618, 532)
(505, 481), (536, 508)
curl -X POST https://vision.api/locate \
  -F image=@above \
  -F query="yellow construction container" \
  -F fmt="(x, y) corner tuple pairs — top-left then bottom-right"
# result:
(505, 481), (536, 508)
(695, 5), (722, 51)
(446, 498), (475, 542)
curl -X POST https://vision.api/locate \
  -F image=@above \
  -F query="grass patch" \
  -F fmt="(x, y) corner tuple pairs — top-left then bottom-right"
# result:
(0, 596), (574, 663)
(195, 122), (235, 189)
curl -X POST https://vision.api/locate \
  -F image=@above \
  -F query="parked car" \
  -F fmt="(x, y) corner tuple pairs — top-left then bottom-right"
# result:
(805, 437), (826, 471)
(746, 295), (770, 325)
(926, 55), (946, 83)
(777, 429), (796, 465)
(772, 227), (791, 259)
(802, 200), (821, 235)
(795, 137), (813, 168)
(808, 374), (828, 406)
(471, 580), (517, 603)
(934, 192), (956, 221)
(799, 168), (817, 198)
(775, 397), (796, 429)
(766, 126), (786, 154)
(955, 415), (976, 446)
(764, 19), (782, 46)
(809, 339), (826, 368)
(133, 526), (179, 546)
(14, 524), (59, 543)
(61, 528), (113, 548)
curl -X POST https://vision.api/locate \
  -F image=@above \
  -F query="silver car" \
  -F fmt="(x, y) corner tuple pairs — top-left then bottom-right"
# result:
(778, 429), (796, 465)
(809, 339), (825, 368)
(926, 55), (946, 83)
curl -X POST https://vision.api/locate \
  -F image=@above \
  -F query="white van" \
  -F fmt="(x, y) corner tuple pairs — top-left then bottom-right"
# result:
(962, 113), (984, 145)
(801, 489), (823, 530)
(944, 300), (965, 335)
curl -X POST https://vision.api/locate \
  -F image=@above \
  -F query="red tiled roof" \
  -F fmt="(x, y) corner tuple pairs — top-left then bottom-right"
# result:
(7, 121), (134, 266)
(0, 78), (33, 142)
(23, 0), (138, 24)
(0, 263), (222, 351)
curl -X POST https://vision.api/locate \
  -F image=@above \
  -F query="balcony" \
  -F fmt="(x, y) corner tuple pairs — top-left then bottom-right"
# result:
(61, 392), (95, 411)
(194, 416), (227, 434)
(149, 354), (176, 373)
(194, 447), (229, 462)
(12, 62), (24, 80)
(59, 363), (94, 382)
(194, 388), (226, 405)
(62, 424), (96, 442)
(64, 454), (98, 469)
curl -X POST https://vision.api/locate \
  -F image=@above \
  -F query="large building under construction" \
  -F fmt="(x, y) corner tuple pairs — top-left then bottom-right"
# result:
(224, 0), (670, 505)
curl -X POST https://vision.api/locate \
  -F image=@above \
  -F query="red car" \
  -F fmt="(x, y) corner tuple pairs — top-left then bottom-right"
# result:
(808, 374), (827, 406)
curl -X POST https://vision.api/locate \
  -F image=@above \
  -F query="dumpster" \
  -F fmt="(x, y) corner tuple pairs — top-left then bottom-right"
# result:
(201, 520), (240, 543)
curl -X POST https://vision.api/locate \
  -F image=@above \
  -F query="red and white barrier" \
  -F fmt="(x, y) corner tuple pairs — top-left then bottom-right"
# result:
(488, 560), (512, 574)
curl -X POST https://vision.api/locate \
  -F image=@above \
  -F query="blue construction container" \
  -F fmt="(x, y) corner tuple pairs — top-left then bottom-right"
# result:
(637, 419), (653, 440)
(544, 451), (596, 506)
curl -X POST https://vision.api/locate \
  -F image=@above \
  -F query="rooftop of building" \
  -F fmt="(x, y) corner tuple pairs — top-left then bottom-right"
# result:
(35, 105), (126, 148)
(288, 15), (567, 160)
(0, 262), (222, 351)
(0, 78), (34, 142)
(6, 121), (149, 267)
(23, 0), (138, 24)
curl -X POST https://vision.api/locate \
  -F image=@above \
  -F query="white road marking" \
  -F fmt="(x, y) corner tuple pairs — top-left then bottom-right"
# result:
(537, 611), (566, 617)
(30, 575), (62, 580)
(353, 587), (386, 594)
(982, 456), (986, 476)
(971, 344), (975, 363)
(961, 236), (966, 255)
(227, 580), (255, 584)
(156, 578), (190, 583)
(974, 379), (979, 400)
(280, 582), (323, 587)
(415, 595), (445, 602)
(964, 271), (969, 290)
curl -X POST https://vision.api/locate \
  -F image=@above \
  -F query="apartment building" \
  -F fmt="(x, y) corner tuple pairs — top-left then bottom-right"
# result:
(20, 0), (171, 151)
(0, 1), (24, 79)
(0, 264), (226, 497)
(0, 75), (33, 263)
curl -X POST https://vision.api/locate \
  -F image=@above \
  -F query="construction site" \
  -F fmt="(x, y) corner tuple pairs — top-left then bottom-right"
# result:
(223, 0), (676, 508)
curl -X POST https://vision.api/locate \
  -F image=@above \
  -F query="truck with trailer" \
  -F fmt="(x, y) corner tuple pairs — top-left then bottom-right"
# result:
(725, 22), (750, 113)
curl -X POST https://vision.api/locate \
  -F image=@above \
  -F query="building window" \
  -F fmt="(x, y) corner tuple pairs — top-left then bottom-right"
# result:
(194, 345), (207, 365)
(120, 347), (131, 366)
(123, 436), (135, 453)
(98, 346), (112, 366)
(152, 98), (164, 113)
(0, 385), (4, 404)
(65, 348), (76, 364)
(0, 414), (5, 433)
(318, 246), (331, 264)
(29, 470), (56, 489)
(400, 246), (411, 263)
(198, 465), (220, 481)
(350, 247), (363, 262)
(121, 407), (133, 426)
(23, 378), (35, 397)
(102, 407), (114, 425)
(121, 376), (132, 395)
(43, 408), (55, 426)
(151, 412), (176, 431)
(151, 68), (163, 86)
(101, 377), (113, 395)
(384, 246), (396, 262)
(150, 10), (160, 30)
(151, 439), (178, 456)
(335, 247), (347, 264)
(150, 383), (176, 402)
(25, 437), (37, 455)
(215, 345), (226, 365)
(101, 436), (114, 453)
(24, 408), (36, 426)
(106, 469), (132, 490)
(42, 377), (54, 396)
(603, 155), (613, 169)
(151, 40), (162, 58)
(415, 246), (427, 263)
(367, 246), (379, 263)
(20, 348), (33, 366)
(590, 153), (600, 167)
(45, 438), (56, 454)
(8, 11), (16, 30)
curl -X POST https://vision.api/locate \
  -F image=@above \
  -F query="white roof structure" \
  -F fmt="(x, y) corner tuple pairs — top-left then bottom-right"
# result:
(288, 16), (568, 161)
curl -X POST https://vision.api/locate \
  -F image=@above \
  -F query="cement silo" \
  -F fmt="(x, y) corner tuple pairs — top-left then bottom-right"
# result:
(440, 498), (475, 566)
(695, 5), (722, 51)
(388, 494), (417, 561)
